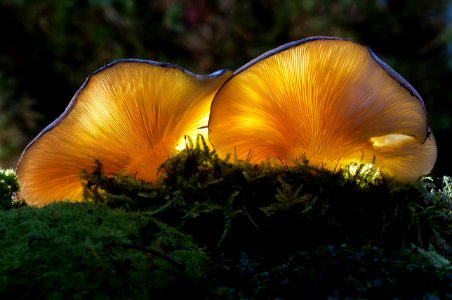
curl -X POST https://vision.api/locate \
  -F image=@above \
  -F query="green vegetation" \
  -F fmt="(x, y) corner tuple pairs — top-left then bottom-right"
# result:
(0, 168), (23, 209)
(1, 1), (451, 297)
(0, 203), (210, 299)
(1, 139), (451, 298)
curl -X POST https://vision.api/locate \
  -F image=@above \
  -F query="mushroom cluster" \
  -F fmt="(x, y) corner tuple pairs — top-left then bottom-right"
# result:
(16, 37), (437, 206)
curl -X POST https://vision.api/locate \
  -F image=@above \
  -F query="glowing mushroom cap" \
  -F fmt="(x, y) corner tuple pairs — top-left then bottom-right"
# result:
(16, 59), (232, 206)
(208, 37), (437, 182)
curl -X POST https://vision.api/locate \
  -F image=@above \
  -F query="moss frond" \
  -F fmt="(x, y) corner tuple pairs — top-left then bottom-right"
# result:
(0, 168), (25, 209)
(80, 140), (451, 257)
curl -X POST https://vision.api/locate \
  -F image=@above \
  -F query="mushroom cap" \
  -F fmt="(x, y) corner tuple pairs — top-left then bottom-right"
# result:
(208, 37), (437, 182)
(16, 59), (232, 206)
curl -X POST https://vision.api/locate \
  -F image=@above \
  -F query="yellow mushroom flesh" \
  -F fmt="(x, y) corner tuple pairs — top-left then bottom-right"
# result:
(16, 60), (232, 206)
(208, 38), (436, 182)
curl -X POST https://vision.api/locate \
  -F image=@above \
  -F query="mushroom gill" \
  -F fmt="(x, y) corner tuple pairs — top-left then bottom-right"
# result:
(208, 37), (437, 182)
(16, 59), (232, 206)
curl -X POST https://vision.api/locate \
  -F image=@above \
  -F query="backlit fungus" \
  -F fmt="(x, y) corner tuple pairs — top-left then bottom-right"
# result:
(208, 37), (437, 182)
(16, 59), (231, 206)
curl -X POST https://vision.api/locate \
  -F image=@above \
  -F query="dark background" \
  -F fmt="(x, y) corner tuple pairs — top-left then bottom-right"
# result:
(1, 0), (451, 177)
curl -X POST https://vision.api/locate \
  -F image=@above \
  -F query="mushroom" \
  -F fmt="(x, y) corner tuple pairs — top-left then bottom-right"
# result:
(208, 37), (437, 182)
(16, 59), (232, 206)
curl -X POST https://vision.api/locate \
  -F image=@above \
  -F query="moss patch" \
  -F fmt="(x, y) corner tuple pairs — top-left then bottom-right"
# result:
(1, 140), (451, 298)
(0, 203), (210, 299)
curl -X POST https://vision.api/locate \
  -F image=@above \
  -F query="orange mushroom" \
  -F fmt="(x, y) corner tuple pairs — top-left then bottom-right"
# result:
(16, 59), (232, 206)
(208, 37), (437, 182)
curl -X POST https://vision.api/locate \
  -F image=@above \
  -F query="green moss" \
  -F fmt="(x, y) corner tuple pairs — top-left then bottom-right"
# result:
(82, 139), (451, 256)
(225, 244), (451, 299)
(0, 168), (24, 210)
(1, 139), (451, 298)
(0, 202), (210, 299)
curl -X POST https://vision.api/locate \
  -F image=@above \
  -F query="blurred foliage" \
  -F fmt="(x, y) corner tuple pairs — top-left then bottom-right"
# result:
(0, 75), (40, 165)
(1, 0), (451, 175)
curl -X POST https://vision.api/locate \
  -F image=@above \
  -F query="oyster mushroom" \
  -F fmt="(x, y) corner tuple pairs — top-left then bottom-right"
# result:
(208, 37), (436, 182)
(16, 59), (232, 205)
